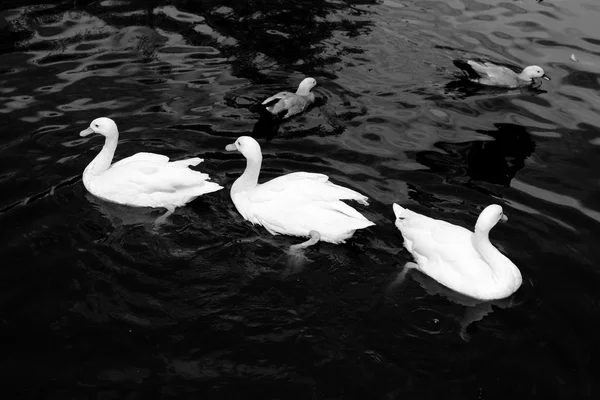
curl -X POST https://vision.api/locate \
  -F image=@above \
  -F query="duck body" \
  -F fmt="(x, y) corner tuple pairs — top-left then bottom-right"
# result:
(453, 59), (550, 88)
(80, 117), (222, 211)
(262, 77), (317, 119)
(231, 172), (373, 243)
(393, 203), (522, 300)
(226, 136), (374, 247)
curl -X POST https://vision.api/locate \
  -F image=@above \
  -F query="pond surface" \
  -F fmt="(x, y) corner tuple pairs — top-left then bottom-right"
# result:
(1, 0), (600, 398)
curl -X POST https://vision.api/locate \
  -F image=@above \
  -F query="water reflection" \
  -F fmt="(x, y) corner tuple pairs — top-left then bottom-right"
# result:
(387, 263), (523, 341)
(445, 78), (548, 99)
(409, 122), (534, 191)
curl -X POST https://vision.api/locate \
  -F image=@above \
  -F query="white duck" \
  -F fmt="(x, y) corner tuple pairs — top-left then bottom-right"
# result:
(453, 59), (550, 88)
(80, 117), (223, 220)
(392, 203), (522, 300)
(225, 136), (375, 249)
(262, 77), (317, 119)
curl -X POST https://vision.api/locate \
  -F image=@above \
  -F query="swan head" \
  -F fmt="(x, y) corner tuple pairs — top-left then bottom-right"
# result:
(521, 65), (550, 81)
(225, 136), (262, 160)
(474, 204), (508, 233)
(80, 117), (118, 138)
(297, 77), (317, 94)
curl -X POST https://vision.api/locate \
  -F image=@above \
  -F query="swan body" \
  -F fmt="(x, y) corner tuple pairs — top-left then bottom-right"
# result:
(453, 59), (550, 88)
(80, 117), (223, 213)
(393, 203), (522, 300)
(226, 136), (374, 248)
(262, 77), (317, 119)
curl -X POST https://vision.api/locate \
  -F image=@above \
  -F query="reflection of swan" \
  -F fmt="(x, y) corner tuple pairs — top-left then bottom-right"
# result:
(80, 117), (223, 222)
(392, 203), (522, 300)
(225, 136), (375, 250)
(444, 79), (548, 98)
(453, 59), (550, 88)
(85, 192), (161, 227)
(262, 78), (317, 119)
(387, 266), (520, 342)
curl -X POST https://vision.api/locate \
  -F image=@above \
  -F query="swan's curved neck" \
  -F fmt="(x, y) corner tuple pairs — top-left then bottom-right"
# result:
(83, 135), (118, 178)
(232, 153), (262, 194)
(472, 229), (510, 279)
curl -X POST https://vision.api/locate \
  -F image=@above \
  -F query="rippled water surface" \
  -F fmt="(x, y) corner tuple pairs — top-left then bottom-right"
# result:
(2, 0), (600, 398)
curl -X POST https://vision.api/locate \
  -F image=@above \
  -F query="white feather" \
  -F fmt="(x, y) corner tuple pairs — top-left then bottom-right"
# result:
(392, 203), (522, 300)
(80, 117), (223, 210)
(226, 137), (374, 244)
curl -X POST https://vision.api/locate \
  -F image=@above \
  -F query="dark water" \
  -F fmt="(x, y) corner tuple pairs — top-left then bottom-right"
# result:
(1, 0), (600, 398)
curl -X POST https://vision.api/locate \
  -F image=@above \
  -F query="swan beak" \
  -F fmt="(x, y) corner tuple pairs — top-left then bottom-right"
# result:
(392, 203), (403, 219)
(542, 74), (551, 81)
(225, 143), (237, 151)
(500, 213), (508, 222)
(80, 127), (95, 137)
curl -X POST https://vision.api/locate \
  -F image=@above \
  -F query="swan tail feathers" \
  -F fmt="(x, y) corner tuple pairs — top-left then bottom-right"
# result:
(172, 157), (203, 167)
(185, 180), (223, 199)
(355, 195), (369, 206)
(331, 201), (375, 228)
(197, 181), (223, 194)
(262, 95), (281, 105)
(325, 181), (370, 205)
(453, 59), (481, 80)
(393, 203), (408, 219)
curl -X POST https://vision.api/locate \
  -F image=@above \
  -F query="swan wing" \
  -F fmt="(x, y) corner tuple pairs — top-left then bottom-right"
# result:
(105, 156), (215, 194)
(233, 172), (372, 240)
(262, 92), (311, 117)
(244, 198), (373, 239)
(248, 172), (368, 205)
(394, 206), (484, 271)
(467, 61), (501, 78)
(110, 152), (171, 168)
(393, 204), (518, 299)
(262, 91), (294, 105)
(469, 61), (518, 85)
(282, 95), (313, 118)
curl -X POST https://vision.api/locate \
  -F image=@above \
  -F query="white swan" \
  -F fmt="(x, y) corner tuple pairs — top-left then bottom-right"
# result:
(225, 136), (375, 249)
(453, 59), (550, 88)
(262, 77), (317, 119)
(392, 203), (522, 300)
(80, 117), (223, 220)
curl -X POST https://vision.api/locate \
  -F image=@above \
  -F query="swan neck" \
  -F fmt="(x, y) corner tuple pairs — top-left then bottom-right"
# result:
(84, 135), (118, 177)
(473, 229), (503, 274)
(232, 153), (262, 193)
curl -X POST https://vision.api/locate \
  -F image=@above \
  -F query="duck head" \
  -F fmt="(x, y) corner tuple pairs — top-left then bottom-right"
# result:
(474, 204), (508, 233)
(225, 136), (262, 160)
(80, 117), (119, 138)
(296, 77), (317, 95)
(522, 65), (550, 81)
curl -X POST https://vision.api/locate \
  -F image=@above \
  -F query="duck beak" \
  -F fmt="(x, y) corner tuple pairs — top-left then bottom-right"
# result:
(500, 213), (508, 222)
(225, 143), (237, 151)
(80, 127), (95, 137)
(542, 74), (551, 81)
